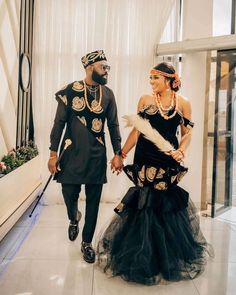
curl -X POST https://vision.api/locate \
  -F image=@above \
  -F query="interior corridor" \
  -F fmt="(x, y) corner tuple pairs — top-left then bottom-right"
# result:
(0, 195), (236, 295)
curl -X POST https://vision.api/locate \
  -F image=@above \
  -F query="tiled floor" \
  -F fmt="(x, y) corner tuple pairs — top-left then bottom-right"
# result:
(0, 201), (236, 295)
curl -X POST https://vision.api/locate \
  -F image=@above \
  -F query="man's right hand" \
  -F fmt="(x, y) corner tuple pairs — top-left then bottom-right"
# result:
(48, 156), (59, 174)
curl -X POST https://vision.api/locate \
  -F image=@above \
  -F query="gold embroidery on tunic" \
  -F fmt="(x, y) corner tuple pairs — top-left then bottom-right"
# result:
(90, 99), (103, 113)
(96, 137), (104, 145)
(77, 116), (87, 126)
(58, 94), (67, 105)
(72, 81), (84, 92)
(72, 96), (86, 111)
(91, 118), (102, 133)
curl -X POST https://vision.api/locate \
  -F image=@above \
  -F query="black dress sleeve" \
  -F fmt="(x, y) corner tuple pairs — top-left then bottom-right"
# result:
(182, 117), (194, 129)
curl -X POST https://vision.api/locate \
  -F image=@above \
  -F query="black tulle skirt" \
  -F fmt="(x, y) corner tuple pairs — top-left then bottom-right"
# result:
(97, 169), (214, 285)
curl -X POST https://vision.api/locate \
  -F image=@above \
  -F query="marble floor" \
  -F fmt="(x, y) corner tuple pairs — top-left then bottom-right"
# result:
(0, 201), (236, 295)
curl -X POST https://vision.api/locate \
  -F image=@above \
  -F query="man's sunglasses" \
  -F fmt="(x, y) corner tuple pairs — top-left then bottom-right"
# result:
(101, 64), (111, 72)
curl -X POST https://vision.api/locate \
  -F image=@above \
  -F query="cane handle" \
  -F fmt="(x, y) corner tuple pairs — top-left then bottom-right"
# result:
(64, 139), (72, 150)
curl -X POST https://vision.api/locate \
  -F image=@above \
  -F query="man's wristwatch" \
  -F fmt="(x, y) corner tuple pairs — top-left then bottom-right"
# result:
(115, 150), (127, 159)
(114, 150), (122, 156)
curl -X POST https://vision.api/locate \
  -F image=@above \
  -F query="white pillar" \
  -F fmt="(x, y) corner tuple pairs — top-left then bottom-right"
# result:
(180, 0), (213, 207)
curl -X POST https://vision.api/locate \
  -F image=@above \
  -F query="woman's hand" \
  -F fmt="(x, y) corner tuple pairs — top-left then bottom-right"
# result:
(170, 149), (185, 162)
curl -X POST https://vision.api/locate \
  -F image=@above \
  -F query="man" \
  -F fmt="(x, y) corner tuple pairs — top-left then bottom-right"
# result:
(48, 50), (123, 263)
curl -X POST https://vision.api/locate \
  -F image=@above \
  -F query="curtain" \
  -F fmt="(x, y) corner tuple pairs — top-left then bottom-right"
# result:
(33, 0), (174, 204)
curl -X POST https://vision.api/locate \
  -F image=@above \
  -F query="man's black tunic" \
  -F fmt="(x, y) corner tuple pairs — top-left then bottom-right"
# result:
(50, 81), (121, 184)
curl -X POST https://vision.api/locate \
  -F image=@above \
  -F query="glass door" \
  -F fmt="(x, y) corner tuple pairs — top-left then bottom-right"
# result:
(211, 49), (236, 217)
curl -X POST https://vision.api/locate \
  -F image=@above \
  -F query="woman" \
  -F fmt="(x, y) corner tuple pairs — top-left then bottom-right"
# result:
(97, 62), (214, 285)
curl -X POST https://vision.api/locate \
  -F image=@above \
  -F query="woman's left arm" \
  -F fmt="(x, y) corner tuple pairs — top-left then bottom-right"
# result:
(171, 97), (193, 162)
(179, 97), (192, 153)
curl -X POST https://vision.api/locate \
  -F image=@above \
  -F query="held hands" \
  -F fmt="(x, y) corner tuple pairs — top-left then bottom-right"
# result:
(47, 155), (60, 174)
(110, 155), (124, 175)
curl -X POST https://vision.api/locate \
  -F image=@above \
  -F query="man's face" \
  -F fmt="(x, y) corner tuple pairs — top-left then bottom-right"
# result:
(91, 61), (110, 85)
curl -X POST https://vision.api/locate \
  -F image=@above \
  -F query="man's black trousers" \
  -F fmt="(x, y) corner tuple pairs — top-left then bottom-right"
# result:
(61, 183), (103, 243)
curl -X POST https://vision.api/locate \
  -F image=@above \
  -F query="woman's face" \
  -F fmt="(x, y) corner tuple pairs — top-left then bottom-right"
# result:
(149, 74), (169, 94)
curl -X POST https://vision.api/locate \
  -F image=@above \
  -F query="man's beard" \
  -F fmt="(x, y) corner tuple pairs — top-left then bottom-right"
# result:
(92, 70), (107, 85)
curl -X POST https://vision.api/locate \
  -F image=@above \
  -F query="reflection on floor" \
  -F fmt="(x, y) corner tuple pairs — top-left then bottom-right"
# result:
(0, 201), (236, 295)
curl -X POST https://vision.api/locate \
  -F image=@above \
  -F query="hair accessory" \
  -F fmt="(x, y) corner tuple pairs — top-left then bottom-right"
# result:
(150, 69), (181, 88)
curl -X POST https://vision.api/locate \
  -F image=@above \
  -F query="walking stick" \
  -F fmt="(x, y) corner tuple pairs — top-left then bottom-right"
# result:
(29, 139), (72, 217)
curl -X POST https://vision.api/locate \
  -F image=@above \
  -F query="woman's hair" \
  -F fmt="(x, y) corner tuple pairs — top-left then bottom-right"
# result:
(154, 62), (180, 92)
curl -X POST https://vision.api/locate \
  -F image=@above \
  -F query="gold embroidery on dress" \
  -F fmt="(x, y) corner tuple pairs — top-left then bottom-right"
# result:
(171, 175), (177, 183)
(186, 123), (194, 129)
(58, 94), (67, 105)
(146, 167), (157, 182)
(72, 81), (84, 92)
(139, 105), (150, 112)
(96, 137), (104, 145)
(72, 96), (86, 111)
(91, 118), (102, 133)
(145, 105), (158, 115)
(127, 170), (134, 181)
(156, 168), (166, 179)
(77, 116), (87, 126)
(154, 181), (167, 190)
(176, 171), (187, 183)
(137, 178), (144, 187)
(138, 165), (145, 181)
(90, 99), (103, 114)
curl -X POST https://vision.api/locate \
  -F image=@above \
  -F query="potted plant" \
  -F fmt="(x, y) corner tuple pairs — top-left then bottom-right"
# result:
(0, 141), (38, 177)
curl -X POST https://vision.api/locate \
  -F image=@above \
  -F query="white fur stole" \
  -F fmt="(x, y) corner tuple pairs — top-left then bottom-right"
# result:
(123, 114), (174, 153)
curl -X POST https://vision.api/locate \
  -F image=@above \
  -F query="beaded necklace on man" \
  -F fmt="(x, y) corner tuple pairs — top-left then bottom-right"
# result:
(83, 80), (102, 112)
